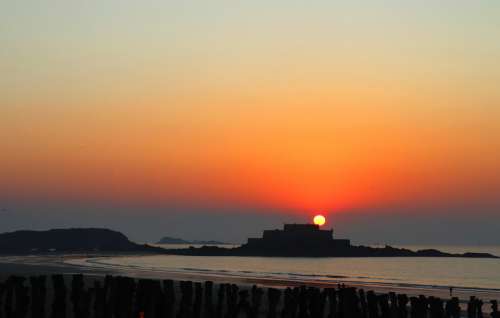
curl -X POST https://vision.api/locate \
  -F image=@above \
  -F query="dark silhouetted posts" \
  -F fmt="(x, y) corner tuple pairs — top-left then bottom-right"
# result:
(308, 287), (325, 318)
(445, 297), (460, 318)
(477, 299), (484, 318)
(203, 281), (213, 318)
(164, 280), (176, 318)
(71, 274), (84, 318)
(409, 297), (416, 318)
(326, 288), (337, 318)
(106, 276), (118, 318)
(337, 287), (345, 318)
(90, 281), (105, 318)
(4, 276), (18, 318)
(367, 291), (379, 318)
(469, 296), (477, 318)
(134, 278), (145, 318)
(50, 275), (67, 318)
(429, 296), (444, 318)
(177, 281), (193, 318)
(193, 282), (203, 318)
(152, 279), (165, 318)
(396, 294), (408, 318)
(108, 275), (135, 318)
(280, 287), (292, 318)
(281, 287), (297, 318)
(136, 278), (162, 318)
(30, 276), (46, 318)
(491, 300), (499, 318)
(251, 285), (264, 318)
(267, 288), (281, 318)
(297, 286), (308, 318)
(81, 290), (91, 318)
(9, 274), (500, 318)
(103, 275), (113, 318)
(114, 276), (136, 318)
(358, 289), (367, 318)
(237, 290), (251, 317)
(0, 281), (5, 318)
(378, 294), (390, 318)
(339, 288), (360, 318)
(320, 288), (329, 317)
(225, 284), (239, 318)
(389, 292), (397, 318)
(12, 276), (29, 318)
(416, 295), (429, 318)
(215, 283), (226, 318)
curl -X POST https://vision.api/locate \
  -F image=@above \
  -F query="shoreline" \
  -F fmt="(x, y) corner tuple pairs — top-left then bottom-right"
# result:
(2, 253), (500, 303)
(0, 265), (498, 316)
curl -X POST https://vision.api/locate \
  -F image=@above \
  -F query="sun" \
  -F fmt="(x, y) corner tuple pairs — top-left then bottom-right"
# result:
(313, 214), (326, 226)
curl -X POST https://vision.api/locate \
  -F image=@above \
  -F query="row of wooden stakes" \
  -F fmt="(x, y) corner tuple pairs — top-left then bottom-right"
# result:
(0, 274), (499, 318)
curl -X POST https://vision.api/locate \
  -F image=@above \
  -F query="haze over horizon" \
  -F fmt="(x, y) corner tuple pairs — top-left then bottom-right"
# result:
(1, 1), (499, 245)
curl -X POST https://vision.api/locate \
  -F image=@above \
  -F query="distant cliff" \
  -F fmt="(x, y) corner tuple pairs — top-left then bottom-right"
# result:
(156, 236), (229, 245)
(0, 228), (160, 254)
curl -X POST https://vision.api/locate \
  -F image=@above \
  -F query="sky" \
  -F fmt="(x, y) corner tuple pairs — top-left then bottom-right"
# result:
(1, 1), (500, 244)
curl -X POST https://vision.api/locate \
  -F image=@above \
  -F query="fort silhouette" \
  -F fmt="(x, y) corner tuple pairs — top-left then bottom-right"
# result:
(243, 223), (350, 255)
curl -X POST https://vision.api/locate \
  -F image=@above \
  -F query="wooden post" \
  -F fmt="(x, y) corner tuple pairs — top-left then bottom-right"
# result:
(203, 281), (214, 318)
(250, 285), (264, 318)
(215, 283), (225, 318)
(163, 280), (175, 318)
(51, 274), (67, 318)
(193, 282), (203, 318)
(266, 288), (281, 318)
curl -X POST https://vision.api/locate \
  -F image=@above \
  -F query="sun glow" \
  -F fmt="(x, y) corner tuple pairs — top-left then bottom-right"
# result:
(313, 214), (326, 226)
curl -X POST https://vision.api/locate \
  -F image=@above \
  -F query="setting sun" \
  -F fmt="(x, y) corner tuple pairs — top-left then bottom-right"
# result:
(313, 214), (326, 226)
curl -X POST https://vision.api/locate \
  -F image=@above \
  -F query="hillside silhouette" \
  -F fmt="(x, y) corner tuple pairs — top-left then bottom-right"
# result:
(0, 228), (160, 254)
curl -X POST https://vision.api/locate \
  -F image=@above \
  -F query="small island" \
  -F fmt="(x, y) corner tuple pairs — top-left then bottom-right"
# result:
(161, 223), (499, 258)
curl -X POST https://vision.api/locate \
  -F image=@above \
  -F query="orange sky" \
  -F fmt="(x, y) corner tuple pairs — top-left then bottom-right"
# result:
(1, 1), (500, 217)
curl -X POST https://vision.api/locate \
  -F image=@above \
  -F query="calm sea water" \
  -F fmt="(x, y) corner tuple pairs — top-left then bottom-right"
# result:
(75, 245), (500, 291)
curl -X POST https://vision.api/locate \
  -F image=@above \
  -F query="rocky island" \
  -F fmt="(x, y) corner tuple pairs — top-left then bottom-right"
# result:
(162, 223), (498, 258)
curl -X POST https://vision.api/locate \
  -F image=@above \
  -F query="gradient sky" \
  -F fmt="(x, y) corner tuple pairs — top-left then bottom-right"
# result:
(1, 1), (500, 244)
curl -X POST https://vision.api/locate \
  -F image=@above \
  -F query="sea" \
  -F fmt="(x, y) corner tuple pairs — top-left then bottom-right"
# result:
(65, 244), (500, 298)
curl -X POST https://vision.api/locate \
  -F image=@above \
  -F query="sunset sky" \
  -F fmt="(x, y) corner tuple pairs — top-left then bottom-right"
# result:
(1, 1), (499, 243)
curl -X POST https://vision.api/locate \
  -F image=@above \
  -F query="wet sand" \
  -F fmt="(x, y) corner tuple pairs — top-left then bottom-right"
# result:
(2, 254), (500, 300)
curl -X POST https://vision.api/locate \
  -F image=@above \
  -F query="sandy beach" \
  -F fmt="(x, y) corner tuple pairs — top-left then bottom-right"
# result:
(1, 253), (499, 317)
(2, 254), (500, 300)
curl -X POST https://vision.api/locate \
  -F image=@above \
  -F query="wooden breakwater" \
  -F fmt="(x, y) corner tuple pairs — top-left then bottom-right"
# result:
(0, 274), (499, 318)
